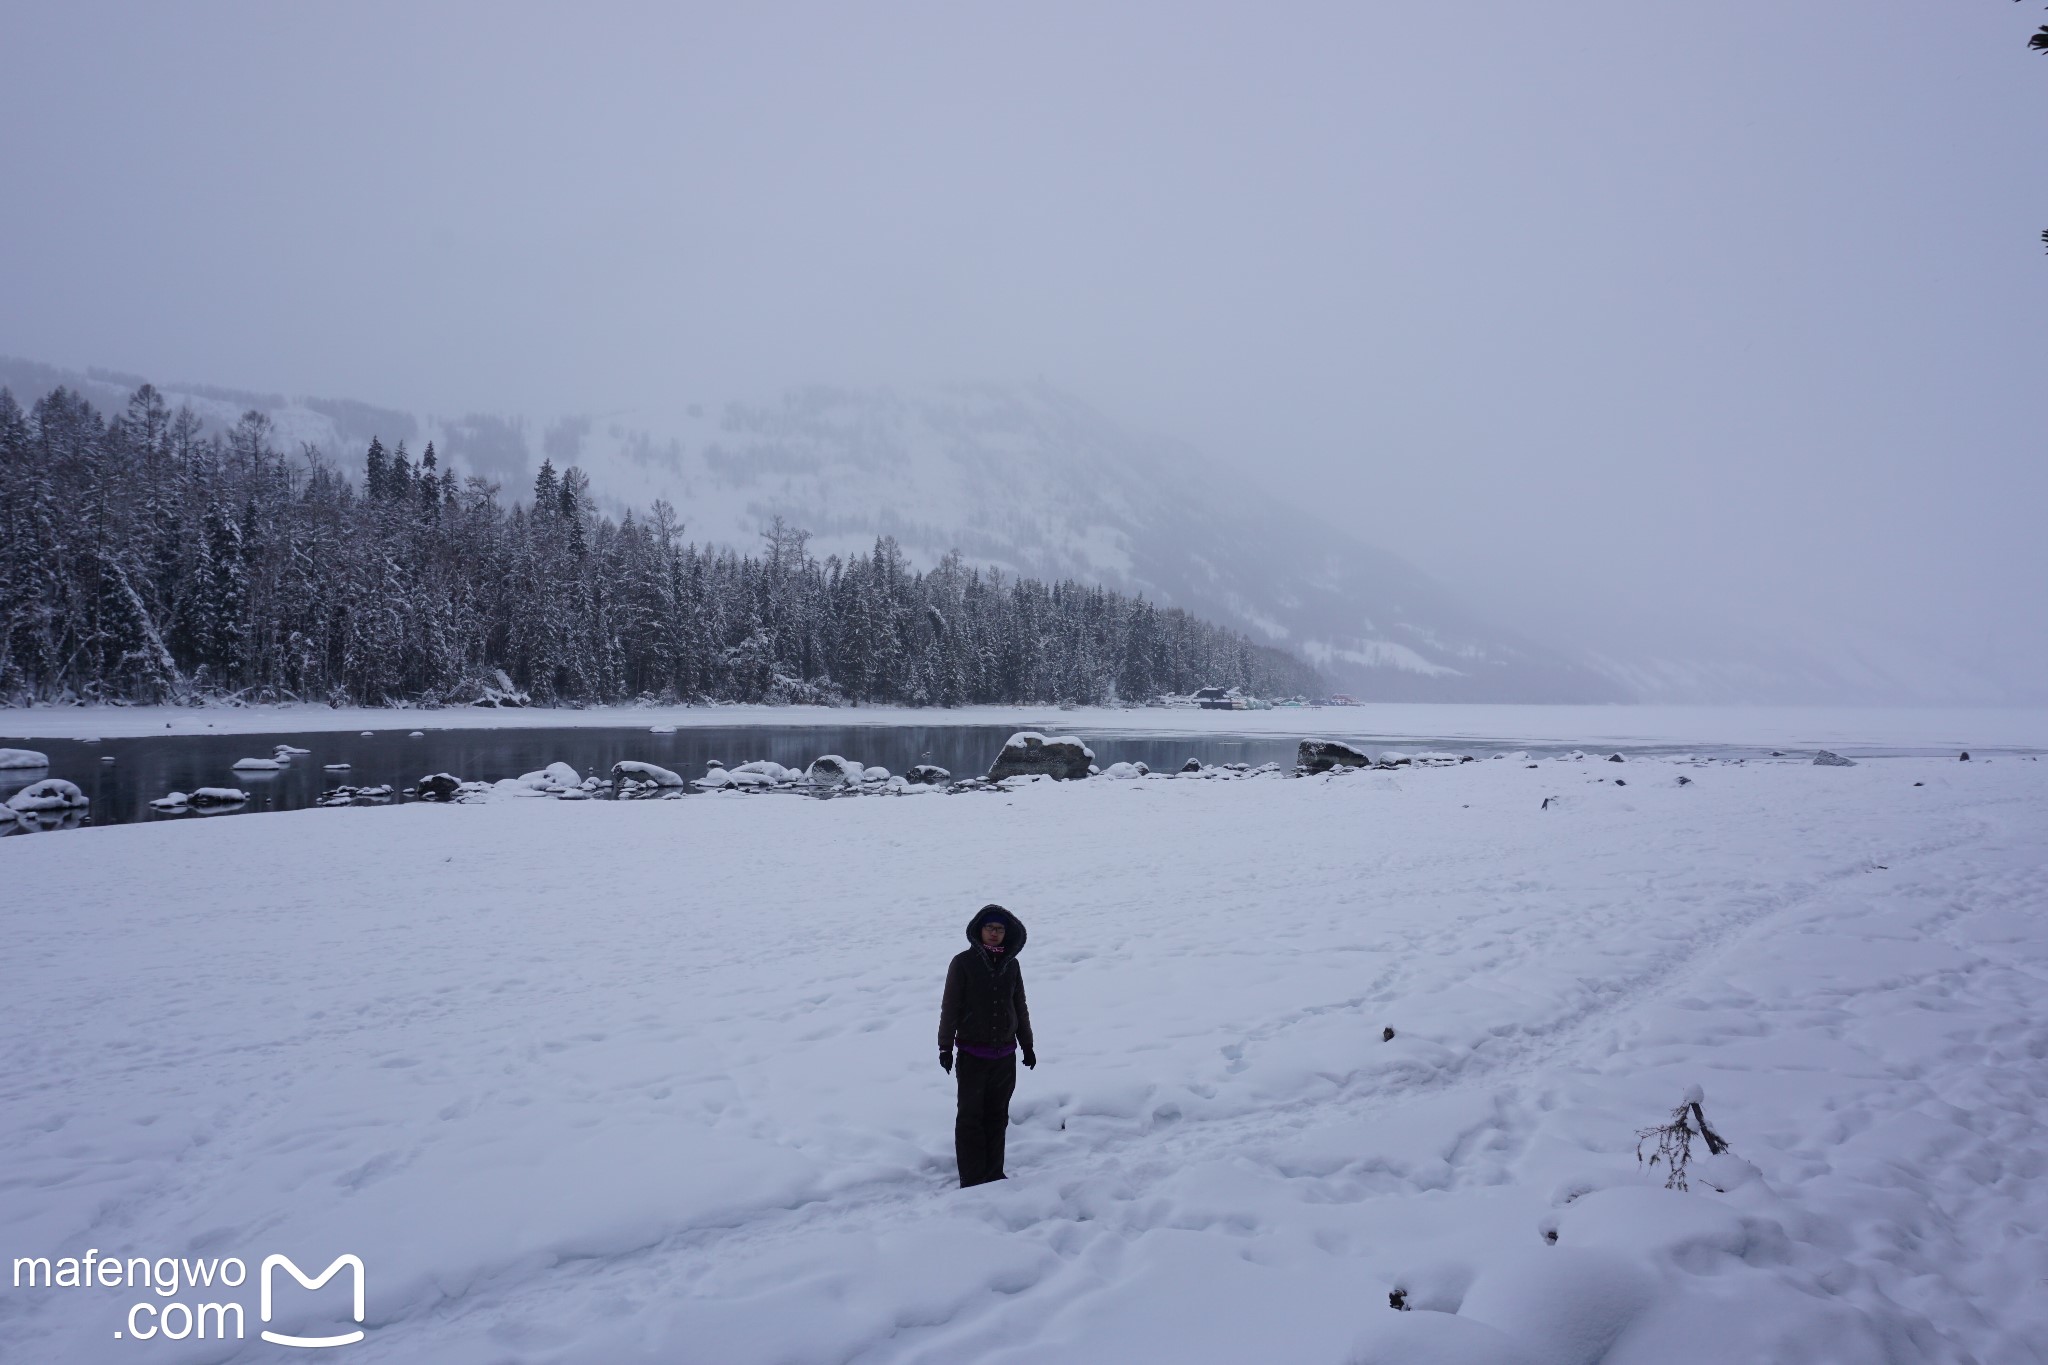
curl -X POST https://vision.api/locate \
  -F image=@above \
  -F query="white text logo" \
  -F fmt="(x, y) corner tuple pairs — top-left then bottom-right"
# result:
(259, 1254), (365, 1349)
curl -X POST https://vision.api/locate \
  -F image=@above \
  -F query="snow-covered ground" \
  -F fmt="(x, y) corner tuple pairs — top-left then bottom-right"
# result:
(5, 701), (2047, 753)
(4, 751), (2046, 1362)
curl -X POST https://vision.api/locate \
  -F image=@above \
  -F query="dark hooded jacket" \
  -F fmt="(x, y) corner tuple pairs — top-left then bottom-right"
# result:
(939, 906), (1034, 1054)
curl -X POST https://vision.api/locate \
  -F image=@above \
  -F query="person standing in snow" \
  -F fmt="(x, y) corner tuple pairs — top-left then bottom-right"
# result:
(939, 904), (1036, 1187)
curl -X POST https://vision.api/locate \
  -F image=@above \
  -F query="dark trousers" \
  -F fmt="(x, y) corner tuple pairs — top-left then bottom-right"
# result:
(954, 1051), (1017, 1187)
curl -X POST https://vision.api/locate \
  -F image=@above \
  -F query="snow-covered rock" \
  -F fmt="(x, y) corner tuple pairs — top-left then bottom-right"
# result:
(805, 755), (864, 787)
(1101, 761), (1144, 780)
(417, 773), (462, 801)
(907, 764), (952, 785)
(731, 760), (792, 782)
(6, 778), (88, 812)
(987, 732), (1093, 782)
(0, 748), (50, 769)
(274, 744), (312, 757)
(1813, 750), (1857, 767)
(230, 757), (283, 772)
(544, 761), (581, 788)
(690, 769), (736, 790)
(186, 787), (248, 806)
(1297, 738), (1371, 774)
(493, 777), (550, 799)
(611, 760), (684, 788)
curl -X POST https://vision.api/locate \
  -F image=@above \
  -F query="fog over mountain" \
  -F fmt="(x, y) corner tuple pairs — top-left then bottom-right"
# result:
(3, 7), (2043, 706)
(6, 355), (2028, 704)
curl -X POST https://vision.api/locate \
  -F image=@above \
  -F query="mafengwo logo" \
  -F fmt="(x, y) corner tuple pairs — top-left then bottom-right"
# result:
(260, 1254), (366, 1348)
(9, 1248), (366, 1347)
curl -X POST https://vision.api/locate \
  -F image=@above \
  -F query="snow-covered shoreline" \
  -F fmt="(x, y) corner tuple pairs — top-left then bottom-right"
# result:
(5, 753), (2045, 1362)
(5, 699), (2046, 752)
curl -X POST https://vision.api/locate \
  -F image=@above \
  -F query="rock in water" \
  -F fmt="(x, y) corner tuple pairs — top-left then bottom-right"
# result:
(1813, 751), (1857, 767)
(416, 773), (462, 801)
(612, 761), (684, 788)
(805, 755), (865, 787)
(1297, 739), (1371, 774)
(987, 732), (1094, 782)
(1181, 757), (1203, 773)
(906, 764), (952, 785)
(0, 748), (51, 769)
(6, 778), (89, 812)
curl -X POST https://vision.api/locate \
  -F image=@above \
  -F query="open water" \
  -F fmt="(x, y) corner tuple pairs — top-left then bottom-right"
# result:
(2, 719), (2012, 835)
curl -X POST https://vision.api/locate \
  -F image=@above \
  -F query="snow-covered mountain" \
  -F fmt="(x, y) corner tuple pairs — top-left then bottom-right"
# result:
(1, 359), (1627, 702)
(35, 359), (2022, 705)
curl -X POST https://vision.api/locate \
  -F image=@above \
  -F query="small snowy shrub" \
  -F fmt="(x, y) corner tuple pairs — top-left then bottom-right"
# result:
(1635, 1084), (1731, 1191)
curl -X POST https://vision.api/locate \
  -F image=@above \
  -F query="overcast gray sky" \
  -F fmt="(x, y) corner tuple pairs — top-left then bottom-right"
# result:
(4, 2), (2044, 699)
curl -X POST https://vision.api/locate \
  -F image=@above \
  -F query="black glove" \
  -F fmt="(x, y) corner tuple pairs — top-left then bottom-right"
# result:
(939, 1050), (953, 1074)
(1022, 1046), (1036, 1070)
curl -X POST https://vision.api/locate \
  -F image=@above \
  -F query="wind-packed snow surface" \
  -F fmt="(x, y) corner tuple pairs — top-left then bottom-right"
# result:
(4, 753), (2045, 1363)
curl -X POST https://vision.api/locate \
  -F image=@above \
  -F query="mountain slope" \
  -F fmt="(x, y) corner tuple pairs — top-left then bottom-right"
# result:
(0, 360), (1621, 700)
(541, 383), (1625, 701)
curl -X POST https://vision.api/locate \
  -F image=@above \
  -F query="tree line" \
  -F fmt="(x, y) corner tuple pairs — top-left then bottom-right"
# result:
(0, 383), (1327, 708)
